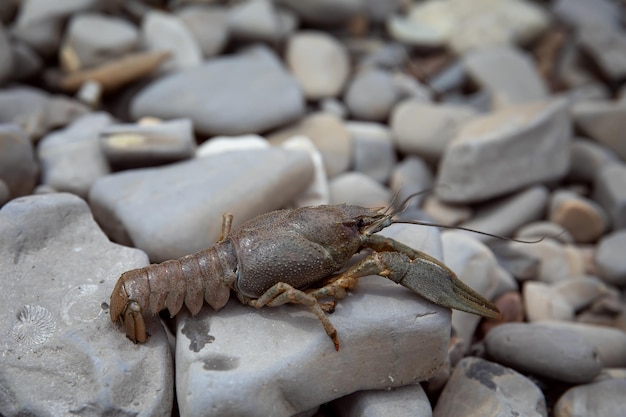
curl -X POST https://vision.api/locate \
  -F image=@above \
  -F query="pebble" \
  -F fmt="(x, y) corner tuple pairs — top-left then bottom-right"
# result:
(177, 5), (229, 57)
(390, 100), (476, 163)
(37, 112), (113, 198)
(0, 193), (172, 415)
(433, 357), (547, 417)
(344, 68), (399, 121)
(0, 124), (38, 199)
(268, 112), (352, 178)
(593, 163), (626, 230)
(132, 45), (305, 136)
(459, 186), (549, 242)
(548, 190), (607, 243)
(552, 0), (623, 28)
(552, 276), (608, 312)
(463, 46), (548, 108)
(100, 118), (196, 168)
(142, 10), (202, 73)
(422, 195), (472, 226)
(280, 135), (330, 207)
(567, 138), (620, 183)
(577, 23), (626, 83)
(228, 0), (292, 43)
(485, 322), (602, 383)
(523, 281), (576, 322)
(554, 378), (626, 417)
(60, 13), (139, 71)
(441, 231), (500, 346)
(286, 31), (350, 99)
(196, 134), (269, 158)
(436, 100), (571, 204)
(329, 172), (392, 207)
(536, 321), (626, 368)
(479, 291), (524, 336)
(0, 22), (14, 85)
(275, 0), (363, 25)
(347, 121), (396, 184)
(386, 14), (446, 48)
(512, 238), (586, 283)
(332, 383), (432, 417)
(572, 101), (626, 161)
(176, 277), (450, 417)
(407, 0), (549, 53)
(489, 242), (541, 281)
(89, 148), (314, 262)
(389, 156), (434, 209)
(515, 221), (575, 244)
(595, 230), (626, 286)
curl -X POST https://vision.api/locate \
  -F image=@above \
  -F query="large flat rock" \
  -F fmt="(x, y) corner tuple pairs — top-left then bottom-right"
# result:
(0, 193), (172, 417)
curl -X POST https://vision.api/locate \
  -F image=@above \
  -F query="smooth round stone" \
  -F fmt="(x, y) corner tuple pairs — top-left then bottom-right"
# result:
(479, 291), (524, 336)
(489, 242), (540, 281)
(386, 14), (446, 48)
(0, 179), (9, 205)
(554, 378), (626, 417)
(274, 0), (362, 25)
(363, 0), (403, 23)
(0, 125), (38, 199)
(553, 276), (608, 312)
(61, 13), (139, 70)
(0, 22), (14, 85)
(286, 31), (350, 99)
(389, 156), (433, 209)
(573, 100), (626, 160)
(333, 383), (431, 417)
(177, 5), (229, 57)
(515, 221), (574, 245)
(344, 68), (399, 122)
(567, 138), (620, 183)
(552, 0), (623, 29)
(549, 190), (607, 243)
(593, 163), (626, 230)
(512, 238), (586, 283)
(485, 323), (602, 383)
(329, 172), (392, 207)
(268, 112), (351, 178)
(142, 10), (202, 72)
(578, 23), (626, 83)
(523, 281), (575, 322)
(436, 100), (571, 204)
(595, 231), (626, 286)
(319, 97), (347, 119)
(132, 45), (305, 136)
(346, 121), (396, 184)
(390, 100), (476, 163)
(462, 45), (548, 108)
(433, 357), (547, 417)
(422, 195), (472, 226)
(228, 0), (294, 42)
(10, 40), (43, 82)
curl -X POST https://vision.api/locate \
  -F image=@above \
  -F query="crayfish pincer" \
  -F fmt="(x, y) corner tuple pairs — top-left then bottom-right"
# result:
(110, 200), (501, 350)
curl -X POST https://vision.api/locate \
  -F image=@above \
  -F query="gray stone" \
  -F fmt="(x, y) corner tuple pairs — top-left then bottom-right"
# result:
(593, 163), (626, 230)
(344, 68), (399, 121)
(0, 124), (38, 199)
(595, 230), (626, 286)
(286, 31), (350, 100)
(433, 357), (547, 417)
(329, 172), (392, 207)
(0, 22), (14, 85)
(332, 384), (432, 417)
(0, 193), (172, 416)
(485, 323), (602, 383)
(554, 378), (626, 417)
(516, 221), (574, 245)
(274, 0), (363, 25)
(553, 0), (623, 29)
(436, 100), (571, 204)
(142, 10), (202, 73)
(386, 15), (446, 48)
(572, 101), (626, 160)
(347, 121), (396, 184)
(176, 223), (450, 417)
(549, 190), (607, 243)
(523, 281), (575, 322)
(463, 45), (548, 109)
(553, 277), (609, 312)
(61, 13), (139, 70)
(510, 237), (586, 284)
(428, 60), (466, 95)
(489, 242), (541, 281)
(37, 112), (113, 198)
(363, 0), (403, 23)
(319, 97), (348, 119)
(536, 321), (626, 368)
(268, 112), (352, 178)
(89, 149), (313, 263)
(11, 40), (43, 81)
(568, 138), (620, 183)
(459, 186), (549, 242)
(390, 100), (476, 163)
(389, 156), (434, 209)
(132, 46), (305, 136)
(100, 118), (196, 167)
(441, 231), (500, 347)
(228, 0), (293, 42)
(0, 180), (9, 206)
(578, 23), (626, 83)
(177, 5), (229, 57)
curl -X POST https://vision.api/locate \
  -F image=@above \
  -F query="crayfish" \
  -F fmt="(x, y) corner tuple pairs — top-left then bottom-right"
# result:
(110, 197), (502, 350)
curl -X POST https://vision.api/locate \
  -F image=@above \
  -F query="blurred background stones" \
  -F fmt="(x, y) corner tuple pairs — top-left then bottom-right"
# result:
(0, 0), (625, 416)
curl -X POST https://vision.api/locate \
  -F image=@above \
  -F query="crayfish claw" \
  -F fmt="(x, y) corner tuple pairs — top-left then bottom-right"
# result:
(123, 301), (148, 343)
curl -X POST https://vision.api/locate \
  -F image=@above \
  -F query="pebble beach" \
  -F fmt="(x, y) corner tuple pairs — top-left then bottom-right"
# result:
(0, 1), (625, 416)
